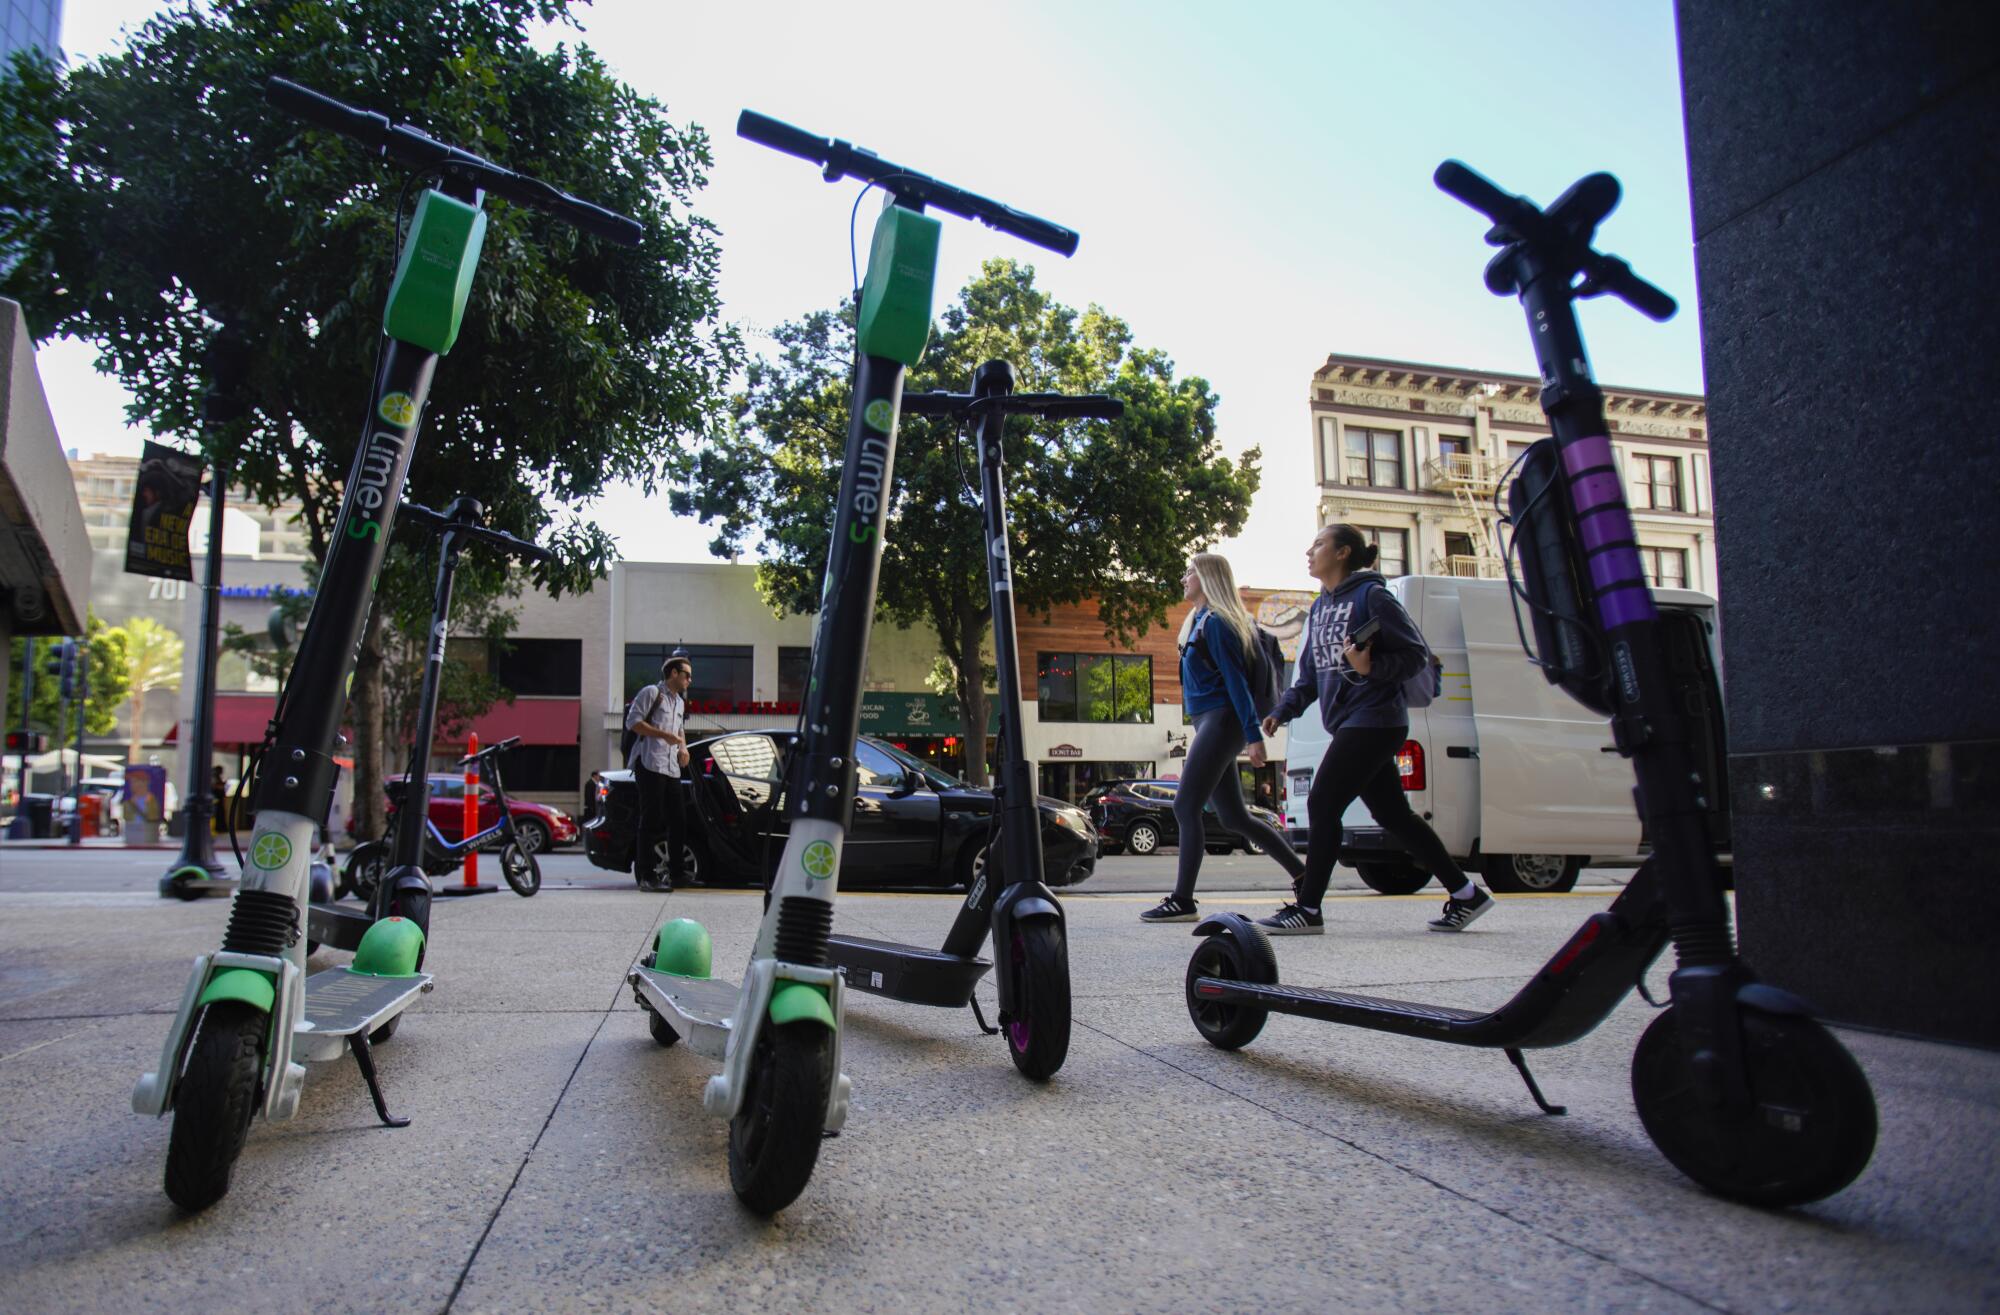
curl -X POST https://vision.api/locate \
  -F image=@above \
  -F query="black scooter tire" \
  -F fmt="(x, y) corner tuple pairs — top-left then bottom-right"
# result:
(343, 842), (387, 903)
(1632, 1006), (1877, 1207)
(1004, 922), (1072, 1081)
(1185, 930), (1278, 1050)
(500, 841), (540, 897)
(164, 1001), (267, 1212)
(728, 1021), (831, 1215)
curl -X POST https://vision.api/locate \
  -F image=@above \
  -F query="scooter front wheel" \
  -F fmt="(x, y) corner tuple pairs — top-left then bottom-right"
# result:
(500, 841), (540, 897)
(1185, 930), (1277, 1050)
(1631, 1005), (1877, 1207)
(1004, 923), (1072, 1081)
(163, 1001), (267, 1211)
(343, 842), (387, 903)
(728, 1020), (832, 1215)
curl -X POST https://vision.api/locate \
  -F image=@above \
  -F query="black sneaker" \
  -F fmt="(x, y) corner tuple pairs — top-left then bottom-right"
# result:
(1428, 887), (1492, 932)
(1256, 903), (1323, 935)
(1139, 895), (1198, 923)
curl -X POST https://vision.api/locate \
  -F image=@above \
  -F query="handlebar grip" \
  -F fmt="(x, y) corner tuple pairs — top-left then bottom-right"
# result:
(737, 109), (830, 165)
(984, 208), (1080, 258)
(1010, 394), (1123, 420)
(1434, 159), (1519, 224)
(554, 195), (645, 248)
(266, 76), (387, 147)
(1614, 270), (1678, 321)
(898, 392), (964, 416)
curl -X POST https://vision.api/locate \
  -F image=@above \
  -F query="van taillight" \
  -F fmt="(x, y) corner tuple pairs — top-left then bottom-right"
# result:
(1397, 740), (1425, 791)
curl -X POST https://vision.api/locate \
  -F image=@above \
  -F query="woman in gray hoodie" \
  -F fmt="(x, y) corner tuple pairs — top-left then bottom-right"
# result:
(1256, 524), (1493, 934)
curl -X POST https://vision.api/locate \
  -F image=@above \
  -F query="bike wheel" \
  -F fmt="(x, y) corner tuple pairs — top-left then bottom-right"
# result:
(1631, 1005), (1877, 1207)
(728, 1021), (832, 1215)
(343, 842), (387, 903)
(1004, 922), (1072, 1081)
(1185, 929), (1277, 1050)
(500, 841), (540, 897)
(163, 1001), (267, 1212)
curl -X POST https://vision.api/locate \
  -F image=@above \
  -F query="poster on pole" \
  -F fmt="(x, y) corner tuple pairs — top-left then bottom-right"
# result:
(123, 441), (204, 581)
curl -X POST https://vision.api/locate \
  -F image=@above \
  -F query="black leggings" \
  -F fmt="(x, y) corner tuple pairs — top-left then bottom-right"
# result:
(1298, 724), (1467, 909)
(1172, 710), (1305, 902)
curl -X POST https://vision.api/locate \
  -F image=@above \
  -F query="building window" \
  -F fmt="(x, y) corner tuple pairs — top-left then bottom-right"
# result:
(1640, 547), (1688, 590)
(775, 646), (812, 703)
(1040, 760), (1159, 806)
(624, 643), (754, 708)
(1038, 653), (1152, 723)
(494, 638), (582, 698)
(1354, 527), (1409, 577)
(1341, 426), (1403, 489)
(1632, 454), (1683, 511)
(1437, 434), (1468, 461)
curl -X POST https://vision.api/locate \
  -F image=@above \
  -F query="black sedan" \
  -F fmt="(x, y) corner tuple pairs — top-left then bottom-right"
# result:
(584, 731), (1099, 888)
(1084, 779), (1288, 857)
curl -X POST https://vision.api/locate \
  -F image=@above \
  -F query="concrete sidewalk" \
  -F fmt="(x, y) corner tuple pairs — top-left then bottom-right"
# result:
(0, 879), (1993, 1314)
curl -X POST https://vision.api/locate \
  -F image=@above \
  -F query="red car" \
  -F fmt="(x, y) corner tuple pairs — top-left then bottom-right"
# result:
(373, 773), (578, 853)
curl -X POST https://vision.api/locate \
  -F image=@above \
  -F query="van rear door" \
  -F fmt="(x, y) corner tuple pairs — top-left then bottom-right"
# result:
(1457, 583), (1640, 858)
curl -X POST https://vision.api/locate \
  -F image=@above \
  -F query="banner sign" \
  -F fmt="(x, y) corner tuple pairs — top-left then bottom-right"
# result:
(123, 441), (205, 581)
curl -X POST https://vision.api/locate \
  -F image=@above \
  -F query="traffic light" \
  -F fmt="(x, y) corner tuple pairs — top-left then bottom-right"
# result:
(41, 640), (76, 699)
(4, 731), (46, 753)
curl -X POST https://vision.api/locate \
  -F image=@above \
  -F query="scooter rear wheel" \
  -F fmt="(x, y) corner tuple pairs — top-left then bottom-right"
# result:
(1631, 1005), (1877, 1207)
(1185, 931), (1278, 1050)
(343, 842), (387, 903)
(1004, 923), (1072, 1081)
(500, 841), (540, 897)
(728, 1021), (831, 1215)
(163, 1001), (267, 1212)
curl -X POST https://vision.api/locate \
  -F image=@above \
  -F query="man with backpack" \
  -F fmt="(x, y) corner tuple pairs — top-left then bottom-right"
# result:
(1138, 553), (1307, 923)
(624, 656), (694, 892)
(1257, 523), (1492, 935)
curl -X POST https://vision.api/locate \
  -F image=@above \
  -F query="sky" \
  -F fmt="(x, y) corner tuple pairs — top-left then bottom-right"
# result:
(41, 0), (1702, 591)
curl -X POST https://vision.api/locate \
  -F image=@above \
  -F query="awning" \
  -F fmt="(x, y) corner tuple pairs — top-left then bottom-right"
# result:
(165, 694), (282, 748)
(451, 697), (581, 748)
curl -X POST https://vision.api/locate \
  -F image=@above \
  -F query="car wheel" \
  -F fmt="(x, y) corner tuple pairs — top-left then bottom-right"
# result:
(643, 837), (703, 888)
(515, 818), (551, 854)
(955, 835), (992, 893)
(1125, 820), (1162, 856)
(1481, 852), (1582, 894)
(1355, 861), (1431, 896)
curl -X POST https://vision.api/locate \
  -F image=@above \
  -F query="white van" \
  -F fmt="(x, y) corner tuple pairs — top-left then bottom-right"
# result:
(1278, 575), (1721, 893)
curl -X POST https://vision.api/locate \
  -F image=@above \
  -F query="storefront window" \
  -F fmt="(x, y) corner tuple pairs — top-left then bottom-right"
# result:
(777, 646), (812, 703)
(1040, 760), (1159, 805)
(624, 643), (753, 708)
(1038, 653), (1151, 723)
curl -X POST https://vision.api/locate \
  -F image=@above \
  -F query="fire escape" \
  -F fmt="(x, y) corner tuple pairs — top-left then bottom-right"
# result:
(1423, 452), (1507, 578)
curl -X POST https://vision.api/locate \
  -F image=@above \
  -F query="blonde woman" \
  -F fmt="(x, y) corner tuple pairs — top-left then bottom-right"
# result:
(1139, 553), (1306, 922)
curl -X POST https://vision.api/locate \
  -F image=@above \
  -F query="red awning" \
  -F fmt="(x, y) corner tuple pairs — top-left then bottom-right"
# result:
(453, 698), (580, 748)
(164, 694), (283, 748)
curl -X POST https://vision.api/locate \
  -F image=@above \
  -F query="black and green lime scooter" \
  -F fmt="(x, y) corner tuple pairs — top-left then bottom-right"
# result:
(134, 77), (640, 1212)
(628, 110), (1084, 1215)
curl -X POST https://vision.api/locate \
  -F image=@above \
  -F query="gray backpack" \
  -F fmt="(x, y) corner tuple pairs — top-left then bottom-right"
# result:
(1372, 585), (1442, 709)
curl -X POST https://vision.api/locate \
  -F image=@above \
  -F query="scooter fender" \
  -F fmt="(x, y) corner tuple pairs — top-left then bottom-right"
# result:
(133, 950), (303, 1120)
(1736, 981), (1817, 1018)
(769, 982), (836, 1029)
(198, 967), (277, 1013)
(1190, 913), (1280, 984)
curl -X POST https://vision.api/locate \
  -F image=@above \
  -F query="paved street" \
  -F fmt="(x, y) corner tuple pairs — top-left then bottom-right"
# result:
(0, 848), (1993, 1314)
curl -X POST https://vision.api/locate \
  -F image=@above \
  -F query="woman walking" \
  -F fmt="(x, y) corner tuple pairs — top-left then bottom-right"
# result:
(1257, 524), (1493, 934)
(1140, 554), (1306, 922)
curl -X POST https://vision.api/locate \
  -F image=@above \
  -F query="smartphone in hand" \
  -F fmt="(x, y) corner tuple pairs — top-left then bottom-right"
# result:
(1347, 617), (1382, 650)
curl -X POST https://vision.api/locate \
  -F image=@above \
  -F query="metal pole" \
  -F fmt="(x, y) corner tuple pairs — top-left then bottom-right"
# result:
(16, 640), (34, 804)
(69, 639), (84, 847)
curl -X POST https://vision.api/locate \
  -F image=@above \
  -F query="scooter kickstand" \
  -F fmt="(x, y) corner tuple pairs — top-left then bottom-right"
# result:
(349, 1032), (412, 1128)
(968, 997), (1001, 1037)
(1505, 1048), (1567, 1116)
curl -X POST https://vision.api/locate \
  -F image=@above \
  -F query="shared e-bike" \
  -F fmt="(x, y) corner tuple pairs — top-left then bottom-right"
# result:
(627, 112), (1085, 1214)
(811, 365), (1124, 1081)
(135, 77), (640, 1212)
(317, 497), (552, 965)
(1183, 161), (1878, 1208)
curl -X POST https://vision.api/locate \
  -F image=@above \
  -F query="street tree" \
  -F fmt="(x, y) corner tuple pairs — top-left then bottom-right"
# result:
(116, 617), (184, 760)
(0, 0), (738, 835)
(5, 614), (133, 742)
(676, 260), (1260, 785)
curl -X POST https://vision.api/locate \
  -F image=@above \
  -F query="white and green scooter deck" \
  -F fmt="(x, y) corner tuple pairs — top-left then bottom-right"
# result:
(629, 966), (738, 1061)
(295, 967), (433, 1063)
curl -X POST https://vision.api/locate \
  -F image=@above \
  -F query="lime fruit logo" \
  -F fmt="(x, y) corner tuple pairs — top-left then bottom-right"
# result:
(801, 840), (836, 881)
(377, 392), (418, 427)
(863, 399), (894, 433)
(251, 833), (293, 871)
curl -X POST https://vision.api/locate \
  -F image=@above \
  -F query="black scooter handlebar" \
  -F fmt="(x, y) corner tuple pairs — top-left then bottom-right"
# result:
(456, 735), (520, 766)
(1433, 159), (1529, 229)
(901, 391), (1123, 421)
(397, 500), (557, 563)
(736, 109), (1080, 257)
(265, 77), (644, 247)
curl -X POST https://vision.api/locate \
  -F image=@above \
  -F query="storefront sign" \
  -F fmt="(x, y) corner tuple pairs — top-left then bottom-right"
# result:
(123, 441), (204, 581)
(219, 583), (312, 600)
(686, 699), (800, 717)
(856, 692), (1001, 737)
(1047, 743), (1083, 759)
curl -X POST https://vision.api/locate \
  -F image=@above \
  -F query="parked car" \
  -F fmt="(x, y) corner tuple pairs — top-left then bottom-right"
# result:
(583, 731), (1099, 889)
(363, 773), (578, 853)
(1085, 780), (1289, 857)
(1279, 575), (1726, 895)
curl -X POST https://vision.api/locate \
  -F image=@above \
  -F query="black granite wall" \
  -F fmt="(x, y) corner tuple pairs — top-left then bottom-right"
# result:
(1677, 1), (1999, 1044)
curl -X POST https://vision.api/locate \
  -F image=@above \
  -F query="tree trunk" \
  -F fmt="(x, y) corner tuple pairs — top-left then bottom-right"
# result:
(128, 687), (145, 761)
(957, 609), (991, 787)
(351, 601), (388, 843)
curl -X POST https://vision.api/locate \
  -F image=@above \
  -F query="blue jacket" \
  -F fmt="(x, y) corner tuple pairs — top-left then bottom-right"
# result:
(1179, 608), (1264, 743)
(1269, 571), (1426, 735)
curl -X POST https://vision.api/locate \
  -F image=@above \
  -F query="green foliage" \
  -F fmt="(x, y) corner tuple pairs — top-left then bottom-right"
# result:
(675, 260), (1259, 781)
(4, 614), (131, 739)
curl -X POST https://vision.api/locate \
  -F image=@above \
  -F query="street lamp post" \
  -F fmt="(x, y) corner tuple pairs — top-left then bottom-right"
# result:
(160, 331), (250, 897)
